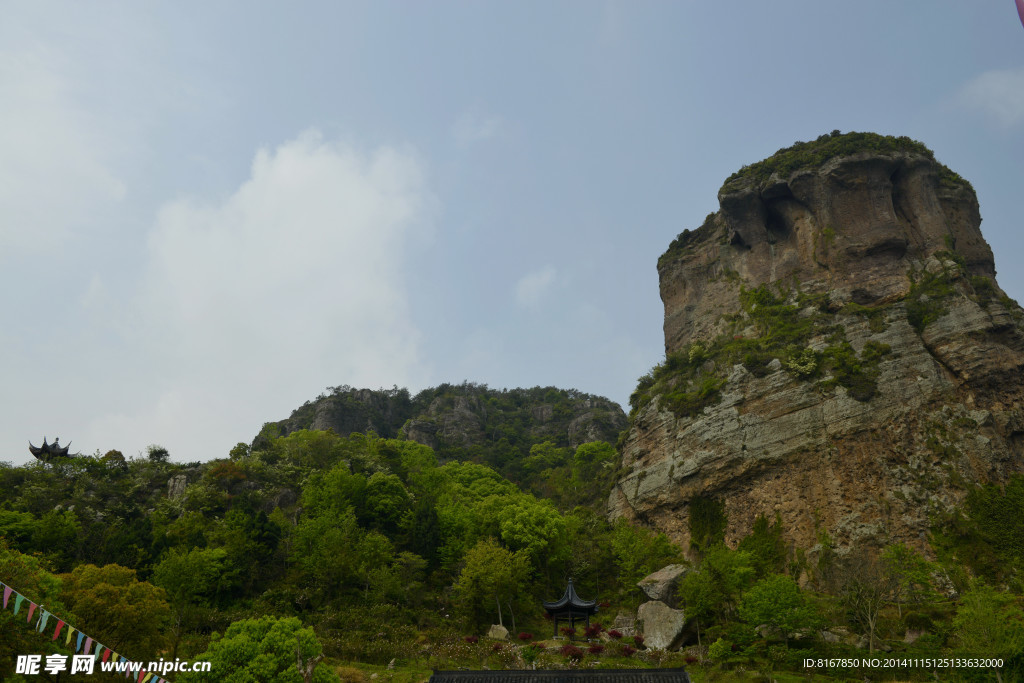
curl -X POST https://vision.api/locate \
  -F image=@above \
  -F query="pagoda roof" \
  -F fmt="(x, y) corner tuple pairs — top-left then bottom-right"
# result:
(429, 669), (691, 682)
(28, 437), (72, 462)
(543, 578), (597, 613)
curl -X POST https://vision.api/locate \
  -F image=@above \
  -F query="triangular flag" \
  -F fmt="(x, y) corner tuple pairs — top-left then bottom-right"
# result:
(65, 626), (76, 646)
(2, 585), (11, 608)
(102, 648), (111, 662)
(137, 670), (146, 683)
(143, 674), (153, 683)
(37, 609), (50, 633)
(13, 594), (24, 615)
(76, 630), (85, 652)
(26, 601), (37, 623)
(52, 620), (65, 640)
(92, 644), (103, 664)
(84, 637), (93, 655)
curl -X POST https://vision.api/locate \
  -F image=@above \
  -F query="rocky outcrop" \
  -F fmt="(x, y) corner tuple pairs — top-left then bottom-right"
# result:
(256, 383), (627, 462)
(611, 132), (1024, 557)
(636, 601), (687, 650)
(637, 565), (689, 606)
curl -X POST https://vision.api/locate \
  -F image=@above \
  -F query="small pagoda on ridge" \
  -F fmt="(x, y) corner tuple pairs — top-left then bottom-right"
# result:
(543, 578), (598, 638)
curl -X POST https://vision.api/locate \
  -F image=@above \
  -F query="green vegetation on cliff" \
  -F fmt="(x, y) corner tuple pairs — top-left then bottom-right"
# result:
(720, 130), (968, 194)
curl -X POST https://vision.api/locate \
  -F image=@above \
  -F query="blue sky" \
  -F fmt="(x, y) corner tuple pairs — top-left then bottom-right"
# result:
(2, 2), (1022, 465)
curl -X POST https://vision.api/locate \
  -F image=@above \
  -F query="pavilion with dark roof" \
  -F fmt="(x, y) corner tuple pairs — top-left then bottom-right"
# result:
(543, 579), (599, 639)
(428, 669), (691, 682)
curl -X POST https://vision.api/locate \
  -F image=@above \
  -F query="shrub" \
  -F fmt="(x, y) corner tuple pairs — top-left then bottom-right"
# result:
(491, 643), (503, 652)
(588, 644), (604, 655)
(584, 624), (602, 639)
(622, 645), (636, 657)
(517, 632), (533, 641)
(633, 634), (645, 648)
(607, 629), (623, 640)
(463, 635), (479, 644)
(560, 626), (576, 638)
(559, 644), (585, 662)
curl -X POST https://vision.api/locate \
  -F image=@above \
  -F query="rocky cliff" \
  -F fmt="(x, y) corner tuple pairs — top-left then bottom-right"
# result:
(609, 132), (1024, 557)
(256, 383), (627, 460)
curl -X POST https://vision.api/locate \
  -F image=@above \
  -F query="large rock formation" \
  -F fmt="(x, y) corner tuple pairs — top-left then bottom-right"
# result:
(610, 132), (1024, 557)
(255, 382), (626, 459)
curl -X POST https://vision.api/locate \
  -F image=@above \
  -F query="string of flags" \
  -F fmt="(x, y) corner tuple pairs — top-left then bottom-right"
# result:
(1, 579), (173, 682)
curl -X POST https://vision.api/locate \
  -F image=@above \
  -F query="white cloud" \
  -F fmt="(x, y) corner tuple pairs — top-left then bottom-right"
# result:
(957, 66), (1024, 126)
(514, 265), (557, 308)
(452, 111), (503, 146)
(0, 46), (125, 254)
(110, 130), (434, 460)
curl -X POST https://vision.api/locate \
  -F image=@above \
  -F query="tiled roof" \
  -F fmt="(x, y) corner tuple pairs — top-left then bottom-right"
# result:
(428, 668), (691, 683)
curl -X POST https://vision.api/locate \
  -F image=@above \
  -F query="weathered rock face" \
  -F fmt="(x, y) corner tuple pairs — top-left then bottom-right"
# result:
(611, 133), (1024, 557)
(256, 383), (626, 459)
(637, 564), (690, 606)
(636, 600), (687, 650)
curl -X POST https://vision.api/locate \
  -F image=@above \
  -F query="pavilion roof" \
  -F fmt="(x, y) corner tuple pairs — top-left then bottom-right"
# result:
(542, 578), (597, 613)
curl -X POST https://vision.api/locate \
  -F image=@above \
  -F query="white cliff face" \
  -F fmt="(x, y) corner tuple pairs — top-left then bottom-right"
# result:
(613, 138), (1024, 556)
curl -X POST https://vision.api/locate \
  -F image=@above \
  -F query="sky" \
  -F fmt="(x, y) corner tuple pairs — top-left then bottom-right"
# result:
(2, 2), (1022, 465)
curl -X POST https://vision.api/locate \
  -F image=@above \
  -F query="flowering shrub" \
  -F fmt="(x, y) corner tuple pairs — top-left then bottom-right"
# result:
(463, 635), (479, 644)
(607, 629), (623, 640)
(560, 627), (576, 638)
(584, 624), (602, 639)
(587, 644), (604, 655)
(559, 644), (585, 662)
(622, 645), (636, 657)
(517, 632), (533, 641)
(530, 641), (546, 649)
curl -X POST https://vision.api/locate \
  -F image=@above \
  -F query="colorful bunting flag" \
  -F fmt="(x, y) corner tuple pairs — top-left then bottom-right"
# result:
(0, 580), (175, 682)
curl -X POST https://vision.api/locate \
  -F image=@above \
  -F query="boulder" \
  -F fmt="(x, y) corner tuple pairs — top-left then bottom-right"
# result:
(637, 564), (689, 605)
(611, 613), (636, 638)
(486, 624), (509, 641)
(636, 601), (686, 651)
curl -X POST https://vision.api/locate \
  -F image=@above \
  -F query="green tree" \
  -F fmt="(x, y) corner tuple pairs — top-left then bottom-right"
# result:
(737, 514), (786, 579)
(152, 547), (234, 657)
(739, 574), (818, 645)
(180, 615), (339, 683)
(611, 519), (684, 591)
(0, 540), (68, 681)
(60, 563), (172, 662)
(453, 538), (531, 630)
(953, 582), (1024, 683)
(678, 544), (755, 644)
(881, 542), (935, 617)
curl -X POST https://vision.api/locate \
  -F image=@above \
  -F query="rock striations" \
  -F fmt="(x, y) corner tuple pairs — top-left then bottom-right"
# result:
(609, 132), (1024, 557)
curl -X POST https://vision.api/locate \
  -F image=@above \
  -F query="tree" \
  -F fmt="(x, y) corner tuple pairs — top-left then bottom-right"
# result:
(180, 615), (339, 683)
(953, 582), (1024, 683)
(152, 547), (234, 657)
(834, 548), (896, 654)
(0, 540), (67, 681)
(611, 519), (684, 589)
(146, 444), (170, 463)
(677, 544), (755, 645)
(880, 542), (936, 617)
(60, 563), (172, 662)
(739, 574), (818, 645)
(453, 538), (531, 630)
